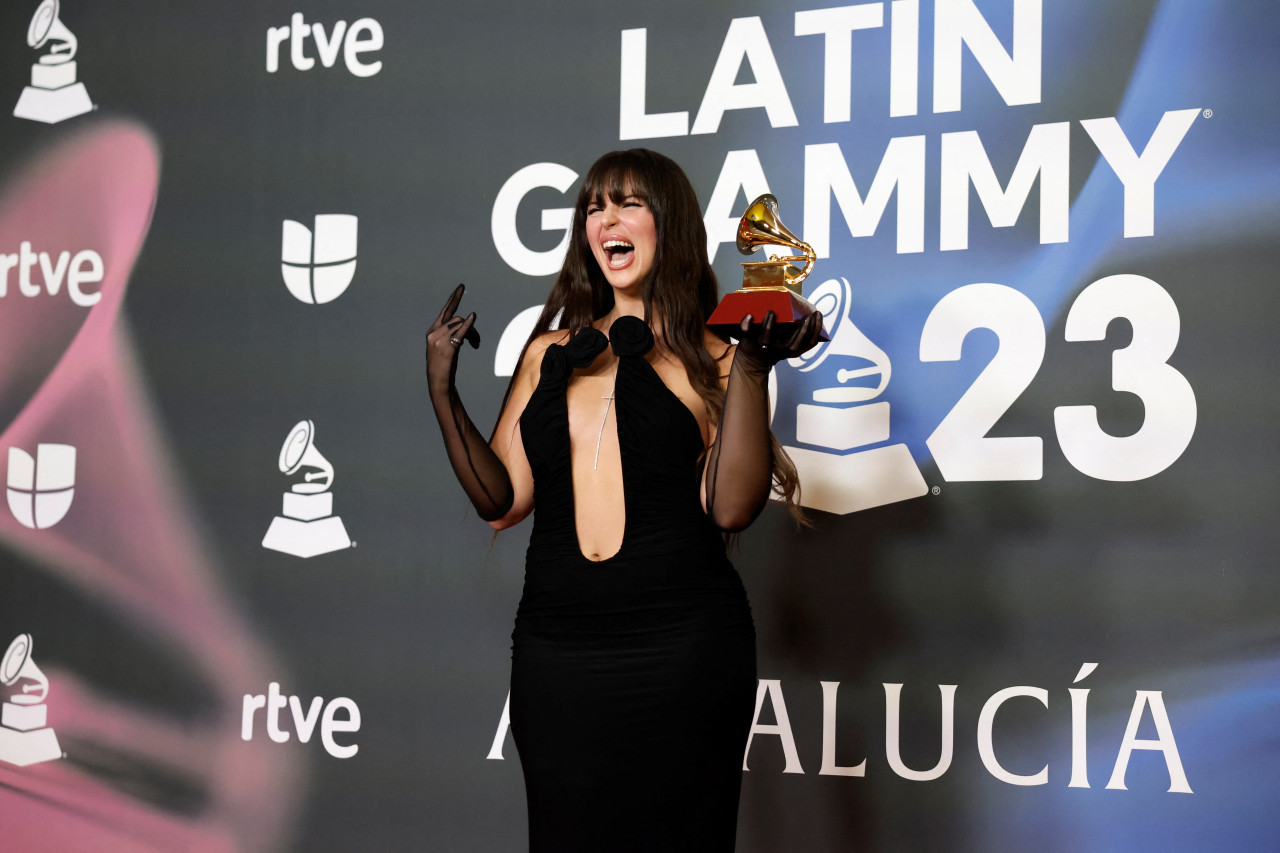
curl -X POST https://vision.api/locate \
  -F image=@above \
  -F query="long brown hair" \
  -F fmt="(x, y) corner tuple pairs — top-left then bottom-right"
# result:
(516, 148), (804, 521)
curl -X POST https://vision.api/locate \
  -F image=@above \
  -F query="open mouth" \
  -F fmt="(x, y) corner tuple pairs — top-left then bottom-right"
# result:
(602, 239), (635, 270)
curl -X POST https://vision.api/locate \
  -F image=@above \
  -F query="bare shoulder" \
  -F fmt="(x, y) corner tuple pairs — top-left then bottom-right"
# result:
(526, 328), (572, 355)
(515, 329), (572, 385)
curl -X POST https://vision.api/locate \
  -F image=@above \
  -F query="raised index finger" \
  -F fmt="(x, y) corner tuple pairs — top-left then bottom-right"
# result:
(435, 283), (466, 326)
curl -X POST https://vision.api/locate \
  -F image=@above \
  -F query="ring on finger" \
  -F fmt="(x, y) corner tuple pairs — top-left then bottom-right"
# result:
(449, 336), (461, 346)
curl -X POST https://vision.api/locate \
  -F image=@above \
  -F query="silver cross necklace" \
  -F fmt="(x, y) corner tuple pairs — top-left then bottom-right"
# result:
(593, 383), (616, 470)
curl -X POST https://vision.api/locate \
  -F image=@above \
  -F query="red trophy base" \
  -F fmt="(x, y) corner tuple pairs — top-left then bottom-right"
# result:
(707, 289), (830, 341)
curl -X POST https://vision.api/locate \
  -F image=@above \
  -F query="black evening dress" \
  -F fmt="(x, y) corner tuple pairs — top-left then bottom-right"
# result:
(510, 316), (757, 852)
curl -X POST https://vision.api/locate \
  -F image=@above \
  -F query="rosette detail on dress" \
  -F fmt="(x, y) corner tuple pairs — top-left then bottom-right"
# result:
(539, 317), (657, 387)
(606, 315), (654, 358)
(540, 328), (610, 388)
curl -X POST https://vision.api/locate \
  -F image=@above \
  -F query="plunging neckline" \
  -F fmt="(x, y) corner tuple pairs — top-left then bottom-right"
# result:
(530, 316), (704, 564)
(571, 360), (624, 563)
(564, 319), (641, 564)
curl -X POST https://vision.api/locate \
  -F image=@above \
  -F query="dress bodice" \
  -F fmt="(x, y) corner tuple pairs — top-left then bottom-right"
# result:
(518, 316), (730, 580)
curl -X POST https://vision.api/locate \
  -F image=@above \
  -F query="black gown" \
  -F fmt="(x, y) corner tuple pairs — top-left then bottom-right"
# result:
(510, 316), (757, 852)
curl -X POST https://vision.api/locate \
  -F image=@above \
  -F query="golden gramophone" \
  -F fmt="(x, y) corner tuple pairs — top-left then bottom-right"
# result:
(707, 194), (829, 341)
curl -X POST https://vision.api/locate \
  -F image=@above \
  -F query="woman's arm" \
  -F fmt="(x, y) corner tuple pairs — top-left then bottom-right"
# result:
(701, 311), (822, 531)
(485, 332), (564, 530)
(426, 284), (514, 521)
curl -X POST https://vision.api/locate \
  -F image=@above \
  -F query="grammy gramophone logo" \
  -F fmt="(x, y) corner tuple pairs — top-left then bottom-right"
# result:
(12, 0), (94, 124)
(262, 420), (352, 558)
(782, 277), (928, 515)
(0, 634), (62, 766)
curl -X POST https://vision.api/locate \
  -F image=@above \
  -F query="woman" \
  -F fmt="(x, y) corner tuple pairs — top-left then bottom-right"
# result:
(426, 149), (820, 851)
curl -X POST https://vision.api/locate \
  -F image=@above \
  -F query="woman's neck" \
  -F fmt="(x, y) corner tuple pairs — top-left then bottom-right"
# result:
(606, 290), (645, 320)
(599, 291), (659, 334)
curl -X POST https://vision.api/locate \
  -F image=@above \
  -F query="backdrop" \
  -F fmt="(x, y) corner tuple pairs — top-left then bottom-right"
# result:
(0, 1), (1277, 850)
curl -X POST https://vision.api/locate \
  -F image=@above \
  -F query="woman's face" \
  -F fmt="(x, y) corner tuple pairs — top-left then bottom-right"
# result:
(584, 189), (657, 295)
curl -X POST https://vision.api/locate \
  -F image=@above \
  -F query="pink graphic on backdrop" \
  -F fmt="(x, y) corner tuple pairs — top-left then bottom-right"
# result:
(0, 122), (298, 850)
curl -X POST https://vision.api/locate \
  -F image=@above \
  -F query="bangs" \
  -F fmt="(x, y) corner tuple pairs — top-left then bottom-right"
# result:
(580, 153), (653, 210)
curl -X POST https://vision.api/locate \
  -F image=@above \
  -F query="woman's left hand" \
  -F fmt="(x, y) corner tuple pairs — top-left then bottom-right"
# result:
(732, 310), (824, 377)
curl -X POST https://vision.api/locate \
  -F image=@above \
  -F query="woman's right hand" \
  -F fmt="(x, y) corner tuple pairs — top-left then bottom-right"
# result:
(425, 283), (481, 396)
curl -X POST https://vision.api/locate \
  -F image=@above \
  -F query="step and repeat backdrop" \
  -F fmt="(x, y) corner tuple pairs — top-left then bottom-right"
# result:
(0, 0), (1276, 850)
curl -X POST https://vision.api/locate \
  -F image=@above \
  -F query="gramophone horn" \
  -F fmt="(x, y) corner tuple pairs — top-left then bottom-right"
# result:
(28, 0), (79, 63)
(1, 634), (33, 686)
(1, 633), (49, 704)
(277, 420), (334, 494)
(735, 194), (815, 287)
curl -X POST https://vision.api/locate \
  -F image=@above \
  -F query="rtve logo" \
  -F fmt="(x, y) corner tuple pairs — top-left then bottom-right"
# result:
(266, 13), (383, 77)
(242, 682), (361, 759)
(281, 215), (358, 305)
(6, 444), (75, 529)
(2, 241), (105, 307)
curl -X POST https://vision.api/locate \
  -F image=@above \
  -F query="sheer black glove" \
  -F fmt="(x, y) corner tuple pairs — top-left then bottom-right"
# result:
(729, 309), (824, 378)
(704, 310), (823, 531)
(426, 284), (514, 521)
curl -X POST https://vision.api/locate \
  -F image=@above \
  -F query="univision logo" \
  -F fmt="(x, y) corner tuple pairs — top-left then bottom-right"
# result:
(281, 214), (358, 305)
(6, 444), (75, 529)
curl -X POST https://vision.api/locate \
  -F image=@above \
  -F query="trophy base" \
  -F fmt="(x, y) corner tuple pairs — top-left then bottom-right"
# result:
(263, 515), (351, 558)
(0, 726), (62, 766)
(13, 83), (93, 124)
(707, 289), (829, 341)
